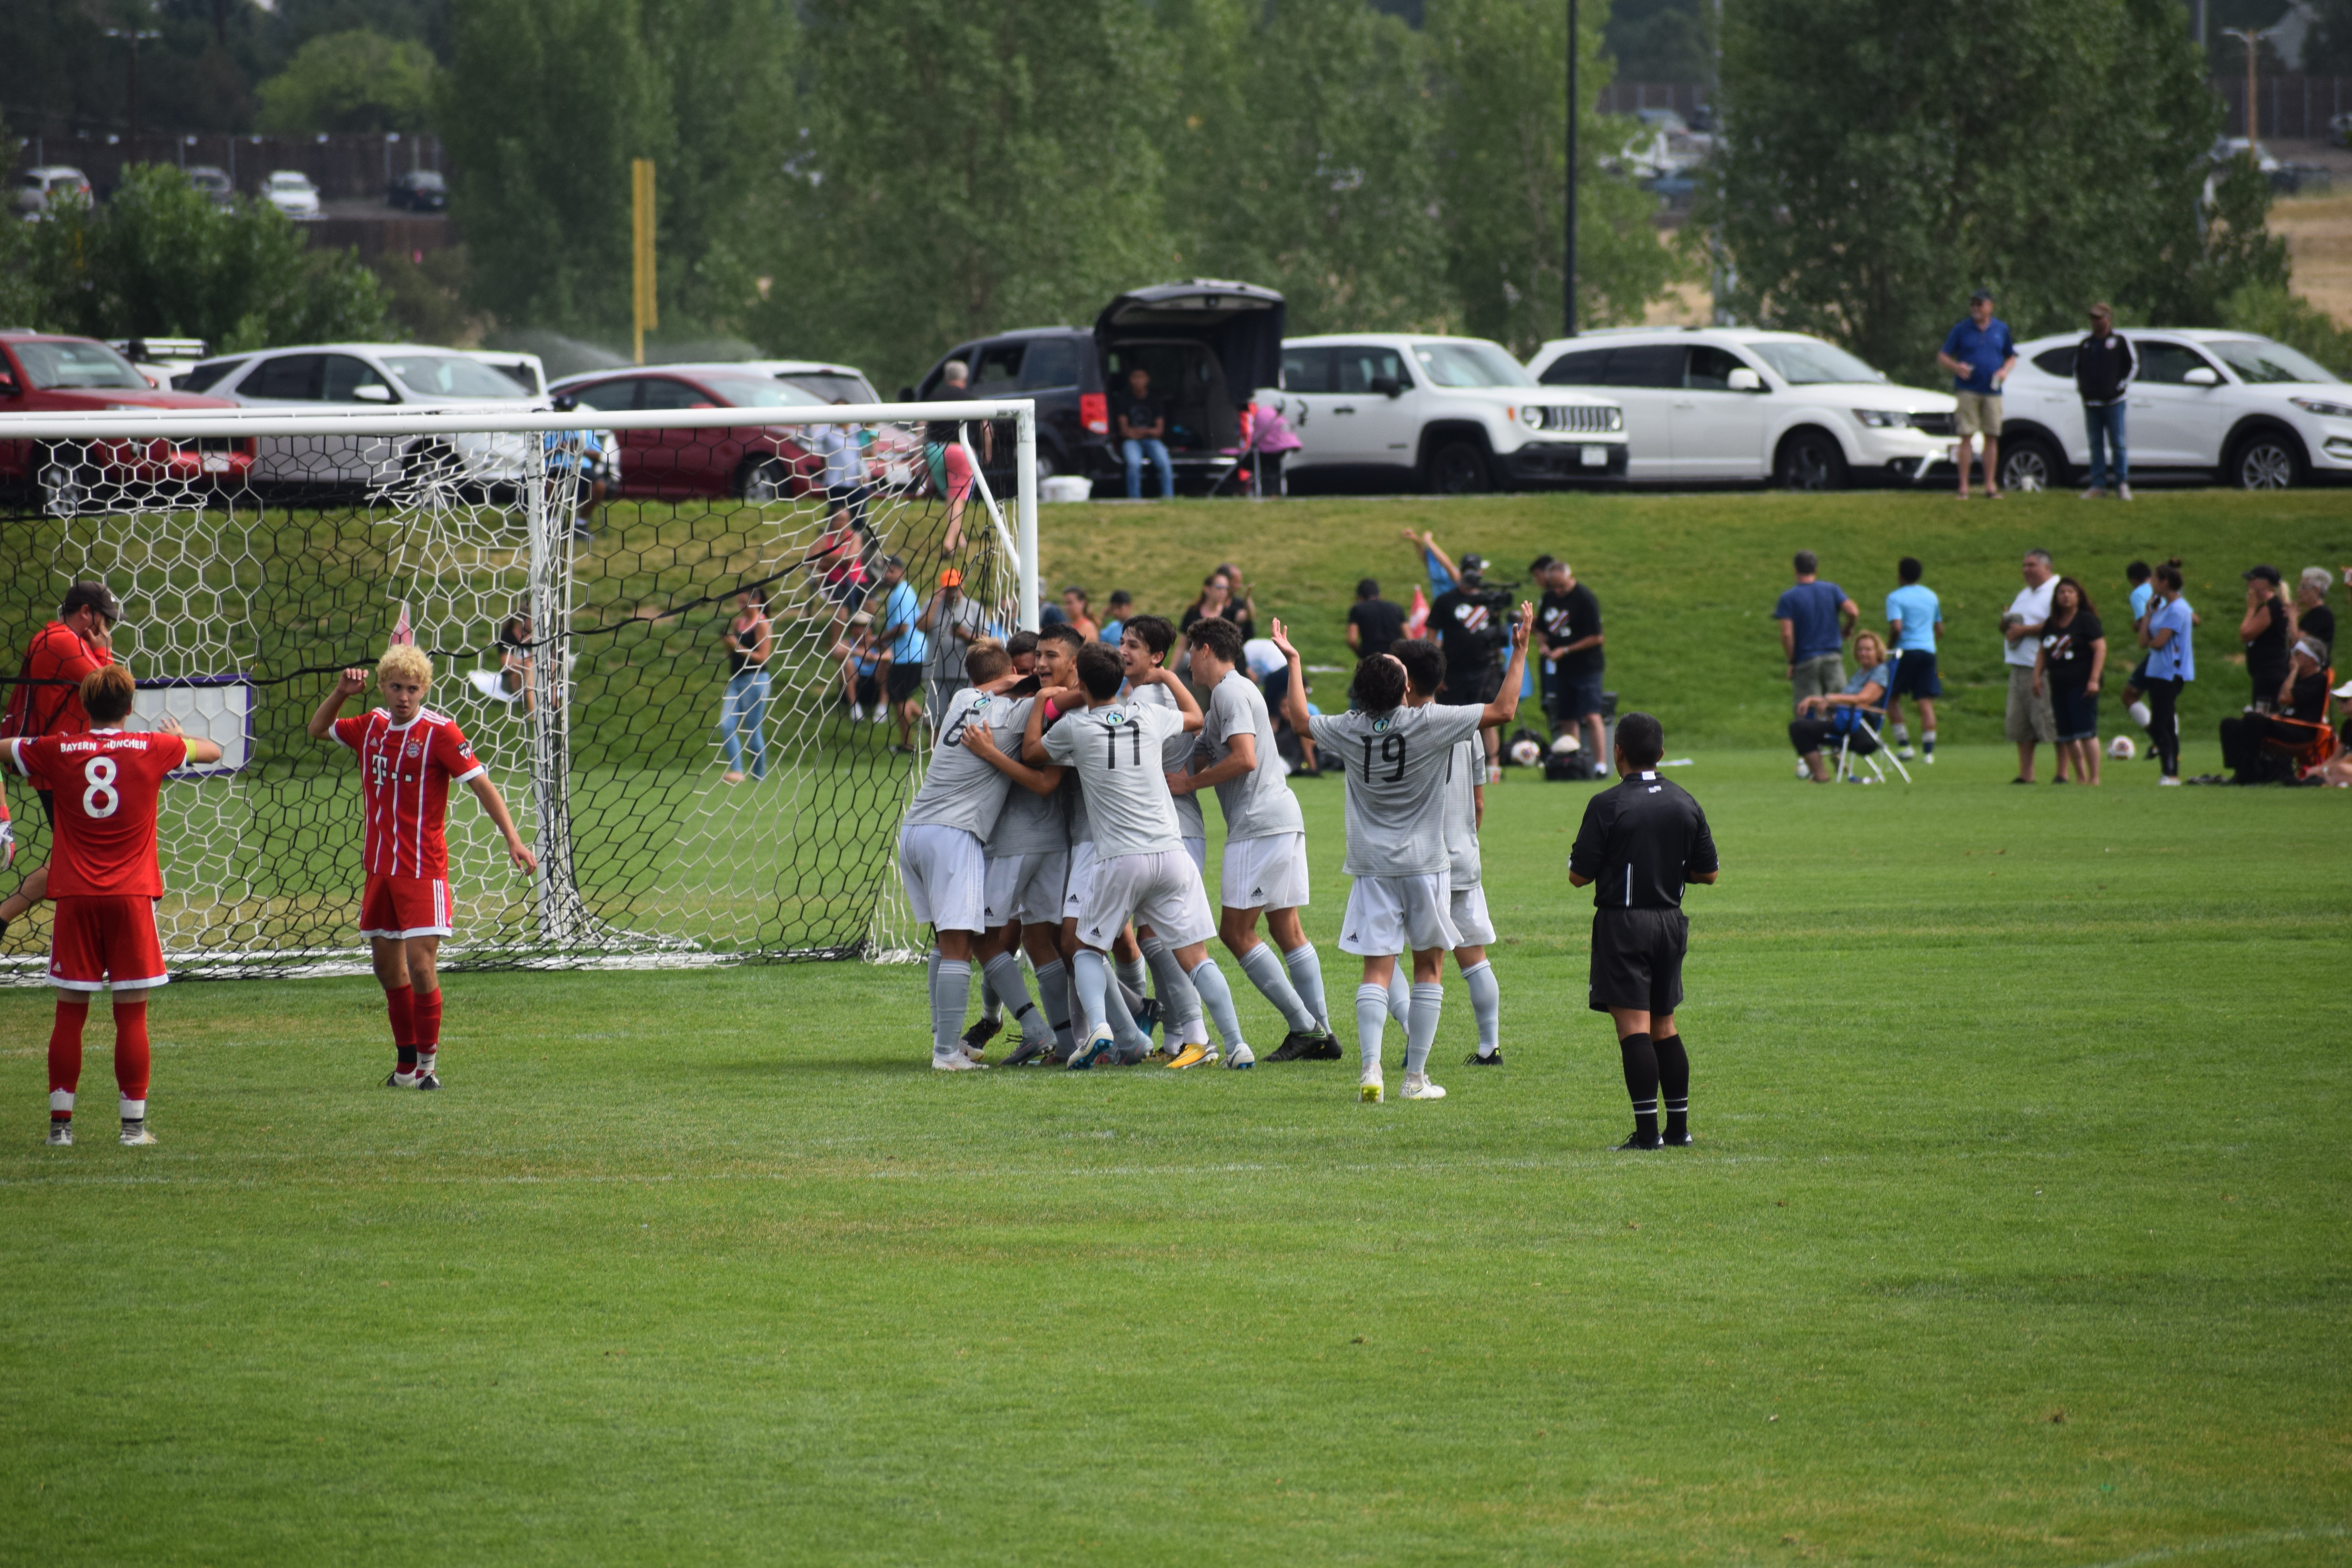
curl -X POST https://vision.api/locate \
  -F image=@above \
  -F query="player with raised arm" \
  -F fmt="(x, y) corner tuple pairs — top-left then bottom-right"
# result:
(1568, 712), (1720, 1150)
(8, 666), (223, 1145)
(1172, 615), (1338, 1063)
(895, 644), (1034, 1071)
(1270, 603), (1531, 1103)
(1392, 638), (1505, 1067)
(308, 646), (537, 1091)
(0, 582), (123, 944)
(1018, 642), (1256, 1070)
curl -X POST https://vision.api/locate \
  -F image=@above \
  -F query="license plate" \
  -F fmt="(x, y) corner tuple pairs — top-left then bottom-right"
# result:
(202, 455), (230, 474)
(1581, 445), (1607, 467)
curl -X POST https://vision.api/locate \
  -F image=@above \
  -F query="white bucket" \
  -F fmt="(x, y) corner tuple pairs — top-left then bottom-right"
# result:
(1040, 475), (1095, 504)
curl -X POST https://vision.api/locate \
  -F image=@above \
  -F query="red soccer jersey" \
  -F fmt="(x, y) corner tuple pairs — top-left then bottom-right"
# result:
(6, 729), (188, 897)
(331, 708), (487, 880)
(6, 621), (114, 740)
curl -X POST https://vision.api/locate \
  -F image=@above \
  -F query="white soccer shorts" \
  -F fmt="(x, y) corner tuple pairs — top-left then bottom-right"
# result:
(1338, 872), (1460, 957)
(1219, 830), (1309, 913)
(1449, 882), (1496, 947)
(983, 850), (1068, 927)
(1076, 849), (1215, 951)
(1061, 840), (1100, 920)
(898, 822), (987, 934)
(1180, 835), (1206, 875)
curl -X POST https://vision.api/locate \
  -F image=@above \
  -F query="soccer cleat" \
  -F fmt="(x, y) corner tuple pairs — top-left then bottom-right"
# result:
(1400, 1073), (1446, 1101)
(1166, 1042), (1212, 1070)
(1896, 746), (1916, 759)
(2156, 775), (2183, 787)
(931, 1052), (985, 1072)
(119, 1120), (157, 1146)
(1661, 1128), (1693, 1147)
(1358, 1074), (1385, 1103)
(1224, 1044), (1255, 1069)
(1110, 1040), (1150, 1067)
(1132, 996), (1163, 1039)
(385, 1070), (419, 1089)
(2118, 483), (2133, 502)
(1067, 1024), (1115, 1070)
(1465, 1049), (1503, 1067)
(46, 1122), (72, 1147)
(1000, 1037), (1048, 1068)
(1615, 1131), (1663, 1151)
(961, 1016), (1003, 1054)
(415, 1072), (442, 1091)
(1271, 1029), (1332, 1062)
(1303, 1033), (1345, 1062)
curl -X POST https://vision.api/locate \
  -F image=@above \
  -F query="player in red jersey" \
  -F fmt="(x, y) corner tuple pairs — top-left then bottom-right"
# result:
(307, 644), (536, 1090)
(0, 581), (122, 942)
(6, 665), (222, 1147)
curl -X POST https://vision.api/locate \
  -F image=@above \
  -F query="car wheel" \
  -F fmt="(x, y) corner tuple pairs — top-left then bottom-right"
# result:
(2231, 430), (2304, 490)
(740, 457), (790, 503)
(37, 450), (90, 517)
(1998, 435), (2061, 494)
(1775, 431), (1846, 492)
(1425, 439), (1491, 495)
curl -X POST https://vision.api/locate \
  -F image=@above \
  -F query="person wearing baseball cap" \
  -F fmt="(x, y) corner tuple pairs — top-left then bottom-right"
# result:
(918, 564), (988, 721)
(2240, 565), (2293, 710)
(1936, 289), (2018, 499)
(0, 581), (127, 941)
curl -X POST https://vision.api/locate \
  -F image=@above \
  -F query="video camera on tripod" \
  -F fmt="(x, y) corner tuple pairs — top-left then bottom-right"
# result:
(1452, 554), (1521, 671)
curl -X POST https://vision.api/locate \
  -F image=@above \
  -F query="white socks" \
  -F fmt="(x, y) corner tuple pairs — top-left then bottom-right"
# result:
(1404, 982), (1444, 1074)
(1115, 955), (1148, 999)
(1139, 934), (1203, 1035)
(1462, 959), (1500, 1057)
(1386, 967), (1412, 1027)
(1187, 959), (1247, 1053)
(1283, 943), (1331, 1032)
(1237, 940), (1319, 1034)
(982, 953), (1053, 1047)
(1032, 958), (1076, 1050)
(1354, 983), (1388, 1076)
(2128, 700), (2152, 728)
(1070, 949), (1114, 1042)
(930, 957), (971, 1060)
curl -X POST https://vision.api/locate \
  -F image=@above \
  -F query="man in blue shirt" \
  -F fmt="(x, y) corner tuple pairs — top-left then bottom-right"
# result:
(873, 555), (929, 755)
(1936, 290), (2018, 501)
(1883, 555), (1943, 762)
(1775, 552), (1859, 746)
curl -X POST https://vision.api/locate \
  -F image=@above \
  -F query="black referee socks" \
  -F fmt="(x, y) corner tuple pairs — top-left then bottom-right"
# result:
(1618, 1032), (1660, 1140)
(1655, 1033), (1689, 1137)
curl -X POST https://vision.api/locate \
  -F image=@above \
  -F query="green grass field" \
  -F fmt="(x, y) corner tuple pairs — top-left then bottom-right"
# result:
(2, 489), (2347, 1563)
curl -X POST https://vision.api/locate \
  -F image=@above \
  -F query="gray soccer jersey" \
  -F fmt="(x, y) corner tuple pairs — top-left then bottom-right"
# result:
(1202, 670), (1304, 843)
(1444, 734), (1484, 889)
(984, 695), (1070, 857)
(904, 686), (1018, 837)
(1130, 681), (1205, 839)
(1308, 703), (1485, 877)
(1041, 700), (1187, 860)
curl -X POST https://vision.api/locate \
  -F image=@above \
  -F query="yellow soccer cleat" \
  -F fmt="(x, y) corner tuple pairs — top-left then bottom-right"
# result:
(1359, 1075), (1385, 1103)
(1166, 1043), (1212, 1071)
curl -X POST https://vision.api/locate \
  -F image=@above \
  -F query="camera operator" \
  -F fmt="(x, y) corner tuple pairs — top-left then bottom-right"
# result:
(1430, 552), (1517, 775)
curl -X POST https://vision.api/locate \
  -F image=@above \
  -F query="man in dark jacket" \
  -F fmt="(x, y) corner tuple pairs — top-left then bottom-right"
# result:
(2075, 303), (2134, 501)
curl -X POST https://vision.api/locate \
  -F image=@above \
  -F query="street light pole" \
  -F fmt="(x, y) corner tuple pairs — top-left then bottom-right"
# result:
(2222, 27), (2268, 142)
(1564, 0), (1579, 338)
(103, 28), (164, 144)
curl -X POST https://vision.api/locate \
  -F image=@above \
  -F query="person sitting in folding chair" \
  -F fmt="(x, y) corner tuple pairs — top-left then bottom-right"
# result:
(2216, 636), (2334, 785)
(1789, 631), (1897, 784)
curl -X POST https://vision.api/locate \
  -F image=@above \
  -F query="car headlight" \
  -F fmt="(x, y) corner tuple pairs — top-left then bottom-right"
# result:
(1605, 407), (1623, 431)
(2290, 396), (2352, 419)
(1519, 405), (1543, 428)
(1853, 409), (1910, 429)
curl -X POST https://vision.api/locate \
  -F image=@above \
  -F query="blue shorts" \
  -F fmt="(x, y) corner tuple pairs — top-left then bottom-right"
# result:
(1549, 670), (1606, 720)
(1888, 650), (1942, 699)
(2051, 687), (2099, 742)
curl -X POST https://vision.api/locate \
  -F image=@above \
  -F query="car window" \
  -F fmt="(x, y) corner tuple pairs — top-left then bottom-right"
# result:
(2206, 337), (2341, 385)
(1746, 339), (1886, 385)
(379, 353), (532, 399)
(639, 377), (706, 410)
(1410, 340), (1531, 387)
(971, 343), (1025, 390)
(250, 354), (324, 400)
(2136, 343), (2217, 386)
(1600, 345), (1685, 389)
(778, 371), (878, 403)
(1686, 345), (1753, 391)
(1537, 349), (1611, 386)
(1019, 339), (1080, 390)
(692, 373), (815, 407)
(564, 379), (640, 412)
(11, 339), (151, 391)
(1336, 345), (1408, 393)
(177, 358), (246, 393)
(2033, 346), (2078, 377)
(1281, 346), (1335, 393)
(322, 354), (396, 402)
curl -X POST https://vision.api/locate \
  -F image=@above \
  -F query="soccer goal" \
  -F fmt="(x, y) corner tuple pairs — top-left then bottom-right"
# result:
(0, 395), (1040, 981)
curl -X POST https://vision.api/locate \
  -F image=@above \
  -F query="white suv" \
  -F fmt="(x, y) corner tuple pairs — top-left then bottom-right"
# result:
(1524, 327), (1959, 489)
(1995, 330), (2352, 492)
(1265, 334), (1626, 493)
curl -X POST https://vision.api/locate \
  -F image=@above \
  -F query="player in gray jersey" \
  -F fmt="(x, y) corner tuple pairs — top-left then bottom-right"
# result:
(1392, 638), (1505, 1068)
(896, 644), (1032, 1071)
(1272, 601), (1531, 1104)
(1173, 615), (1338, 1064)
(1017, 642), (1259, 1070)
(1119, 615), (1213, 1062)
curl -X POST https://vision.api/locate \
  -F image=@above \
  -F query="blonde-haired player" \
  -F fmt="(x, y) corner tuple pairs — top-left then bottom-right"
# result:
(308, 645), (536, 1089)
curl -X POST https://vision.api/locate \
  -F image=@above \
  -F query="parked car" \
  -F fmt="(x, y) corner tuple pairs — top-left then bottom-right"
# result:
(190, 342), (540, 493)
(546, 365), (819, 501)
(1995, 329), (2352, 492)
(1272, 333), (1628, 493)
(908, 279), (1288, 493)
(185, 165), (235, 207)
(465, 349), (548, 397)
(263, 171), (321, 220)
(1524, 327), (1958, 489)
(732, 359), (882, 405)
(0, 330), (253, 514)
(14, 165), (91, 218)
(108, 337), (211, 390)
(387, 170), (447, 212)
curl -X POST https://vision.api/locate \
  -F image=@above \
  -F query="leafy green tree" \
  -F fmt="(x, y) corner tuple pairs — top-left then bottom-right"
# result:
(1428, 0), (1685, 354)
(255, 27), (437, 134)
(1704, 0), (2219, 381)
(1605, 0), (1716, 83)
(5, 164), (385, 349)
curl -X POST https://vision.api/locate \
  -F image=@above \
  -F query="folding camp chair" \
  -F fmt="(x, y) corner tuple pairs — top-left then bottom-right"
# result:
(2261, 669), (2337, 780)
(1831, 706), (1911, 785)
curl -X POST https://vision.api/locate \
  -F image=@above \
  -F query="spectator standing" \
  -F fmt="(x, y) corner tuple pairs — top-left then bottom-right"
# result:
(872, 556), (928, 756)
(1936, 289), (2019, 499)
(1346, 579), (1406, 655)
(1100, 590), (1133, 647)
(1775, 552), (1859, 775)
(918, 569), (989, 720)
(811, 403), (871, 535)
(1176, 572), (1238, 675)
(719, 589), (773, 786)
(1116, 367), (1175, 499)
(2292, 567), (2334, 654)
(1213, 563), (1259, 641)
(2240, 566), (2293, 709)
(2001, 548), (2059, 783)
(1538, 559), (1608, 776)
(1430, 553), (1511, 772)
(2074, 304), (2134, 501)
(924, 361), (988, 554)
(2138, 559), (2194, 784)
(1403, 530), (1459, 597)
(1060, 587), (1101, 643)
(2033, 577), (2106, 786)
(1882, 556), (1942, 762)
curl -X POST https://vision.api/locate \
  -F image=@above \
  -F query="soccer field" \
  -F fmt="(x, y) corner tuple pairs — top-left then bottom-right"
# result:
(2, 740), (2343, 1565)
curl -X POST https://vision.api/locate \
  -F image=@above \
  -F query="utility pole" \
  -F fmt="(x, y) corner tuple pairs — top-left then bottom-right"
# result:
(2222, 27), (2269, 141)
(103, 26), (163, 143)
(1564, 0), (1579, 338)
(631, 160), (658, 365)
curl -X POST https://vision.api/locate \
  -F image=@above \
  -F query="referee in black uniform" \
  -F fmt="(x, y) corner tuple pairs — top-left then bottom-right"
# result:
(1568, 712), (1719, 1149)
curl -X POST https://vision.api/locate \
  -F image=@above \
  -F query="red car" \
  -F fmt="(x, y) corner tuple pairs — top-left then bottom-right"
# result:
(0, 331), (254, 514)
(548, 365), (818, 501)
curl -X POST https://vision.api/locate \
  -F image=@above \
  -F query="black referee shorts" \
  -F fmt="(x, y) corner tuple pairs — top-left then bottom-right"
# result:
(1587, 907), (1687, 1016)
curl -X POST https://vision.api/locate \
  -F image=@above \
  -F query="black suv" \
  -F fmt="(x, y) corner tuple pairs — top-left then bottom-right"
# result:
(906, 280), (1284, 495)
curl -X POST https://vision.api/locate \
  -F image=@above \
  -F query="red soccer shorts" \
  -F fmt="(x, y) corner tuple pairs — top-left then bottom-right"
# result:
(359, 874), (454, 940)
(49, 895), (169, 993)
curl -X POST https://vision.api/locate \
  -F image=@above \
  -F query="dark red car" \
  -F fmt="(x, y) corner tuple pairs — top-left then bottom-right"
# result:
(547, 365), (818, 502)
(0, 331), (254, 514)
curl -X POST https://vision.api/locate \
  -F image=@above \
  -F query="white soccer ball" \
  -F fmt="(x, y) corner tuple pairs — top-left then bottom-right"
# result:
(1508, 737), (1543, 767)
(2106, 735), (2136, 760)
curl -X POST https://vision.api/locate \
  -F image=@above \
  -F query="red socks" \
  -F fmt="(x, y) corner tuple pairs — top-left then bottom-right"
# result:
(49, 999), (87, 1122)
(414, 989), (443, 1052)
(113, 1000), (150, 1102)
(47, 998), (149, 1123)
